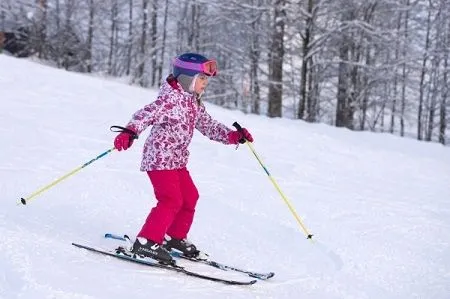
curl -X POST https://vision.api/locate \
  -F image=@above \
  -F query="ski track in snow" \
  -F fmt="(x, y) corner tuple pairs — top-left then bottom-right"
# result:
(1, 55), (450, 299)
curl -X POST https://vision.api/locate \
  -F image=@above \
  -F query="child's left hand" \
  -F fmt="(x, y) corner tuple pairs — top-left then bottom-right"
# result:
(228, 128), (254, 144)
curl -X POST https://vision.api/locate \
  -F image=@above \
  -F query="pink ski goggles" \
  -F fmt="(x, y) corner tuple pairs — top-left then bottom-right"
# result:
(173, 58), (218, 76)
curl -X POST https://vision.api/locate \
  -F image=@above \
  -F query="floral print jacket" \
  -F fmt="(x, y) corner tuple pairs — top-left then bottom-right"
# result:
(126, 77), (232, 171)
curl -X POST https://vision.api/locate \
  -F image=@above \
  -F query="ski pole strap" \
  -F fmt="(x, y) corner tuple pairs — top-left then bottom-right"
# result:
(232, 122), (247, 144)
(110, 125), (139, 140)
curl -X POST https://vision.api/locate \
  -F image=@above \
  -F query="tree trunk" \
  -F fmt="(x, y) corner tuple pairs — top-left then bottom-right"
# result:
(427, 0), (448, 142)
(335, 11), (352, 127)
(439, 5), (449, 144)
(53, 0), (61, 67)
(108, 0), (118, 75)
(439, 52), (448, 144)
(157, 0), (169, 84)
(426, 56), (440, 141)
(138, 0), (149, 87)
(150, 0), (158, 87)
(63, 0), (73, 71)
(249, 0), (262, 115)
(86, 0), (94, 73)
(335, 7), (356, 128)
(298, 0), (314, 121)
(0, 6), (5, 30)
(37, 0), (47, 59)
(400, 0), (410, 137)
(390, 8), (403, 133)
(307, 57), (316, 122)
(313, 64), (321, 119)
(267, 0), (286, 118)
(336, 48), (350, 127)
(126, 0), (133, 76)
(348, 35), (360, 131)
(187, 0), (199, 49)
(360, 47), (371, 131)
(417, 4), (432, 140)
(55, 0), (60, 31)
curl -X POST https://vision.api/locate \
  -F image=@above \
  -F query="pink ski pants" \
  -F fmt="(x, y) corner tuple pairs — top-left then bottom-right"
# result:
(137, 168), (199, 244)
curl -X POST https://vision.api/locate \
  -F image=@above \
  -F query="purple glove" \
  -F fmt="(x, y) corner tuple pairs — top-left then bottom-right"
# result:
(228, 128), (254, 144)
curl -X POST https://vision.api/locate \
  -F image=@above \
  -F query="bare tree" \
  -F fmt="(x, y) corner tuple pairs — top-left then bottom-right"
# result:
(417, 1), (433, 141)
(107, 0), (118, 75)
(149, 0), (158, 86)
(298, 0), (317, 122)
(86, 0), (94, 72)
(249, 0), (264, 114)
(36, 0), (47, 59)
(267, 0), (286, 118)
(400, 0), (411, 137)
(125, 0), (133, 76)
(439, 17), (449, 144)
(157, 0), (169, 84)
(389, 4), (403, 134)
(335, 5), (354, 128)
(136, 0), (148, 86)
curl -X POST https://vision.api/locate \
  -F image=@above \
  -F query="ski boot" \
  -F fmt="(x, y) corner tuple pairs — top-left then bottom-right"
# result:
(163, 235), (201, 258)
(132, 237), (174, 265)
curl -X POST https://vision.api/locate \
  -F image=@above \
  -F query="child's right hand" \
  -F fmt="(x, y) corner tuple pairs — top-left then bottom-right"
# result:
(114, 127), (137, 151)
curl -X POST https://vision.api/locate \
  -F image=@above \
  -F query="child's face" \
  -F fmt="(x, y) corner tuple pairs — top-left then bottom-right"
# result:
(194, 73), (208, 94)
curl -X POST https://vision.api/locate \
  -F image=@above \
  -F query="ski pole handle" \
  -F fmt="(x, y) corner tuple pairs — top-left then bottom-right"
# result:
(232, 122), (243, 131)
(232, 122), (248, 144)
(110, 125), (138, 140)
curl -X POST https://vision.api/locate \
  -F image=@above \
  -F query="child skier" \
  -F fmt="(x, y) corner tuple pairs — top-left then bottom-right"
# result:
(113, 52), (253, 264)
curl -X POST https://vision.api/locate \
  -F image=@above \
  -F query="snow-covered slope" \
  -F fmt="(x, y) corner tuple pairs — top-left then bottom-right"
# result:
(1, 55), (449, 299)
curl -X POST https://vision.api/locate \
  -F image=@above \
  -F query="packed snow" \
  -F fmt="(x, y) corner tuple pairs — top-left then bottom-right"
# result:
(1, 55), (449, 299)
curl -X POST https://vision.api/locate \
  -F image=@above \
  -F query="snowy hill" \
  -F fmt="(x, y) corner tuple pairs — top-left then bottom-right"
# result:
(1, 55), (449, 299)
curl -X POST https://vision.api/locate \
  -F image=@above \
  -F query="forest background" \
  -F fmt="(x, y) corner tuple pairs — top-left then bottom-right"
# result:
(1, 0), (449, 145)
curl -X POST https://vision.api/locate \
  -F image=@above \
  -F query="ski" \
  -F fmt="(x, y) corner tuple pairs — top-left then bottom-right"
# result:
(72, 242), (257, 285)
(176, 254), (275, 280)
(104, 233), (275, 280)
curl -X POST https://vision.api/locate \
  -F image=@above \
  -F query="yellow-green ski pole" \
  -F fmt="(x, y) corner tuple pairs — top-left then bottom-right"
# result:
(233, 122), (313, 240)
(19, 148), (115, 205)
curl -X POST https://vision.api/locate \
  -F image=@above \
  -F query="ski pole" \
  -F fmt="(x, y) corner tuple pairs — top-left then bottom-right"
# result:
(19, 148), (115, 205)
(233, 122), (313, 241)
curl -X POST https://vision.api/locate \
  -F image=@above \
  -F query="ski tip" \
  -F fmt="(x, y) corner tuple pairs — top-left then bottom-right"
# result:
(20, 198), (26, 205)
(104, 233), (127, 241)
(249, 272), (275, 280)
